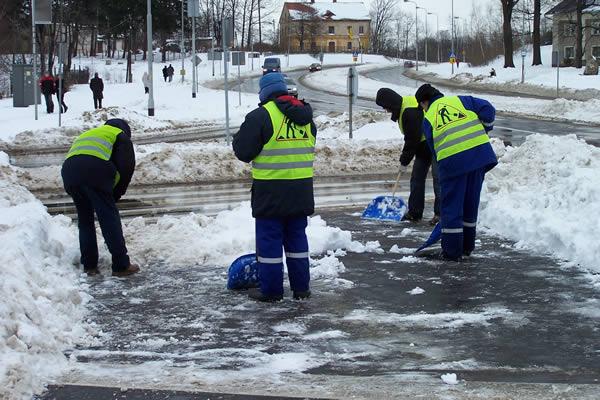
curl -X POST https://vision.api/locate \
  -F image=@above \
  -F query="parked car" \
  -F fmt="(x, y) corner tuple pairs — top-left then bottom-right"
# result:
(262, 57), (281, 75)
(284, 76), (298, 98)
(309, 63), (322, 72)
(403, 60), (415, 68)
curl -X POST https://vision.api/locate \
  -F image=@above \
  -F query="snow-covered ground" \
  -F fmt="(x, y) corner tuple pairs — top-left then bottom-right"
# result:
(0, 53), (393, 147)
(420, 45), (600, 93)
(304, 64), (600, 125)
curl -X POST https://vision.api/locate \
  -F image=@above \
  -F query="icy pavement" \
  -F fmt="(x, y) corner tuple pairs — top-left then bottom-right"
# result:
(44, 210), (600, 399)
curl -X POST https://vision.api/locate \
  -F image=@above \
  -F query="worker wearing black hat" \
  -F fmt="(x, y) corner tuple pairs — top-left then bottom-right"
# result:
(376, 88), (440, 224)
(415, 84), (497, 261)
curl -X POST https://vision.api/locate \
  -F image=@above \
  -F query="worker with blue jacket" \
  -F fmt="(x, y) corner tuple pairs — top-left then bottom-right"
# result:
(415, 84), (498, 261)
(61, 119), (139, 277)
(233, 73), (316, 302)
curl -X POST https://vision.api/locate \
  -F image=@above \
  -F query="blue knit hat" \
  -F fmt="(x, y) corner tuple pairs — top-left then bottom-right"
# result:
(105, 118), (132, 138)
(259, 73), (287, 103)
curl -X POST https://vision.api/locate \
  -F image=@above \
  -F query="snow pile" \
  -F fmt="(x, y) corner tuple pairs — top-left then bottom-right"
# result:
(0, 152), (88, 399)
(441, 373), (459, 385)
(481, 134), (600, 273)
(123, 202), (380, 270)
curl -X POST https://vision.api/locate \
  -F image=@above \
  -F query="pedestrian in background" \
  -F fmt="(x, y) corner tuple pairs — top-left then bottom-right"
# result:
(162, 65), (169, 82)
(376, 88), (441, 225)
(61, 119), (139, 277)
(142, 72), (150, 94)
(39, 72), (55, 113)
(55, 76), (68, 113)
(416, 84), (497, 261)
(89, 72), (104, 109)
(233, 72), (317, 302)
(167, 64), (175, 82)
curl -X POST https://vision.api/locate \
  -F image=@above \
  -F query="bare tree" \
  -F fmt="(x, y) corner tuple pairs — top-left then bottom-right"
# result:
(501, 0), (520, 67)
(370, 0), (397, 53)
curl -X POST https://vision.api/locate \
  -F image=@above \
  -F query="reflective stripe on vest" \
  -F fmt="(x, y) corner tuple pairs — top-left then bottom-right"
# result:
(252, 101), (316, 180)
(399, 95), (426, 142)
(424, 96), (490, 162)
(66, 125), (122, 161)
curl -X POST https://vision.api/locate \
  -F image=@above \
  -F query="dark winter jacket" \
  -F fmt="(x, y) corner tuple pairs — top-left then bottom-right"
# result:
(399, 107), (432, 166)
(40, 76), (55, 95)
(162, 66), (169, 77)
(62, 123), (135, 201)
(90, 77), (104, 96)
(233, 93), (317, 219)
(55, 78), (67, 97)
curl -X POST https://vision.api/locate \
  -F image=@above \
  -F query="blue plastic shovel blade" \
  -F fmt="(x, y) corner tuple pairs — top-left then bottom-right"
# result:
(361, 195), (407, 222)
(416, 223), (442, 252)
(227, 253), (260, 290)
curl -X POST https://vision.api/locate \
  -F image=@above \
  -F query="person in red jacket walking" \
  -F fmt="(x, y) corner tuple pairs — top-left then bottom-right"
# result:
(39, 73), (55, 113)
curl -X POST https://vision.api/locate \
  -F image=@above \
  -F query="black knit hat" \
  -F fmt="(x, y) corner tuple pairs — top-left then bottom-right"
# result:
(375, 88), (402, 111)
(105, 118), (131, 138)
(415, 84), (443, 104)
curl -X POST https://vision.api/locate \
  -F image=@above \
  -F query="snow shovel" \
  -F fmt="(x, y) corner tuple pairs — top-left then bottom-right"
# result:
(227, 253), (260, 290)
(415, 223), (442, 253)
(361, 167), (407, 222)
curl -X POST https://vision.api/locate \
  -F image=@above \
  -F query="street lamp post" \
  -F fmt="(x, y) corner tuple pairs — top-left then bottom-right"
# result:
(451, 0), (455, 74)
(428, 12), (439, 64)
(404, 0), (418, 71)
(147, 0), (155, 116)
(31, 0), (38, 120)
(180, 0), (185, 83)
(417, 6), (427, 67)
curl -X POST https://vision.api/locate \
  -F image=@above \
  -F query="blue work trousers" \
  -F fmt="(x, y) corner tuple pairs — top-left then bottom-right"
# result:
(440, 168), (486, 260)
(255, 217), (310, 297)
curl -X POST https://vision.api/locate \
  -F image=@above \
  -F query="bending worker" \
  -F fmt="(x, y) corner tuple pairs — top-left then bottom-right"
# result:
(415, 84), (497, 261)
(375, 88), (440, 224)
(233, 72), (316, 302)
(61, 119), (139, 277)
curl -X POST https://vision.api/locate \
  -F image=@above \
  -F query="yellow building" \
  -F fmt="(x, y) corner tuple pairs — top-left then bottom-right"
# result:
(279, 1), (371, 53)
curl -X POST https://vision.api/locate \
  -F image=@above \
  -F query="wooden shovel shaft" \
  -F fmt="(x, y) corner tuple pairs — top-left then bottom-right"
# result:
(392, 168), (403, 198)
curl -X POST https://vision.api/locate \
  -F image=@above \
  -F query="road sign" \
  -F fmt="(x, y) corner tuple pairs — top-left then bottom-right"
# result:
(352, 51), (358, 57)
(187, 0), (200, 17)
(193, 54), (202, 66)
(521, 49), (527, 57)
(249, 52), (261, 59)
(209, 51), (222, 61)
(231, 52), (246, 66)
(223, 17), (234, 48)
(449, 57), (456, 65)
(34, 0), (52, 24)
(180, 69), (186, 76)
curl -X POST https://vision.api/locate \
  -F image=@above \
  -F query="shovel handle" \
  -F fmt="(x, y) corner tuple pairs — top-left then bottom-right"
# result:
(391, 167), (403, 198)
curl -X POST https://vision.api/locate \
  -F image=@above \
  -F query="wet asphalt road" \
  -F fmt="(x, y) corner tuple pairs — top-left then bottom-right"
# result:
(239, 68), (600, 148)
(41, 210), (600, 399)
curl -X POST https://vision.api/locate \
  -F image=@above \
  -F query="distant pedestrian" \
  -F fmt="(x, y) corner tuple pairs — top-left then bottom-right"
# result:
(162, 65), (168, 82)
(61, 119), (139, 277)
(490, 68), (497, 78)
(167, 64), (174, 82)
(142, 72), (150, 94)
(456, 58), (460, 69)
(89, 73), (104, 109)
(55, 76), (68, 113)
(39, 72), (55, 113)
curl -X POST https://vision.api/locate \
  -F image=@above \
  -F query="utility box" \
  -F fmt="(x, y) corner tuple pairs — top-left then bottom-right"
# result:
(12, 64), (40, 108)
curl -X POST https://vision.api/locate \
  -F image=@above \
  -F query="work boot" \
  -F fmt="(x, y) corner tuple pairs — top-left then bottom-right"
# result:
(293, 290), (311, 300)
(248, 288), (283, 302)
(401, 212), (421, 222)
(84, 268), (100, 276)
(440, 251), (462, 262)
(112, 264), (140, 277)
(429, 215), (440, 226)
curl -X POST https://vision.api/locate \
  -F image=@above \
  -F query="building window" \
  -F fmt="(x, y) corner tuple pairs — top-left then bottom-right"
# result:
(563, 23), (576, 37)
(328, 26), (335, 34)
(347, 41), (352, 50)
(564, 46), (575, 59)
(591, 20), (600, 35)
(359, 26), (364, 34)
(592, 46), (600, 58)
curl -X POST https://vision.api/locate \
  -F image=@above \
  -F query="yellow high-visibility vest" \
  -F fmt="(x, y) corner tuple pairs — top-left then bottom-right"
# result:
(424, 96), (490, 161)
(252, 101), (316, 180)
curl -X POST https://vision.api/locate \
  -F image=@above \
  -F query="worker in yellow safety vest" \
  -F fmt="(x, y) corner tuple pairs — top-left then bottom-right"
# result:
(232, 72), (316, 302)
(416, 84), (498, 261)
(376, 88), (441, 225)
(61, 119), (139, 277)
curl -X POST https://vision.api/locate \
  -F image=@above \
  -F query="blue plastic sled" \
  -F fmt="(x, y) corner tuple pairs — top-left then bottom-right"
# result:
(362, 195), (407, 222)
(227, 253), (260, 290)
(416, 223), (442, 252)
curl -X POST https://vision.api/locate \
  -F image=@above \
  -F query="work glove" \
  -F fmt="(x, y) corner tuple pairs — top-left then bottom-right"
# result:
(398, 164), (409, 175)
